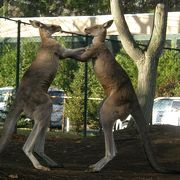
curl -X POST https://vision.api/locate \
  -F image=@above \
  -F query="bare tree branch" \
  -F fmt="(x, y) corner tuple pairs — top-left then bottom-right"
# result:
(146, 3), (168, 60)
(110, 0), (144, 63)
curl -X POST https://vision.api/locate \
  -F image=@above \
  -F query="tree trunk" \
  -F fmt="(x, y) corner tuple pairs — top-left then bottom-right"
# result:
(110, 0), (168, 124)
(136, 57), (157, 124)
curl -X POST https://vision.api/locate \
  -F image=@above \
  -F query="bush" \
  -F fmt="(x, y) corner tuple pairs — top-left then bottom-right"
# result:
(0, 40), (179, 132)
(65, 62), (103, 133)
(0, 44), (16, 87)
(156, 50), (180, 97)
(17, 115), (33, 128)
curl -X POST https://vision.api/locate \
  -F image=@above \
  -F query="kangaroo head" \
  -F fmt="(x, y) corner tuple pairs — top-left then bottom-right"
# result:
(84, 20), (113, 38)
(29, 20), (62, 38)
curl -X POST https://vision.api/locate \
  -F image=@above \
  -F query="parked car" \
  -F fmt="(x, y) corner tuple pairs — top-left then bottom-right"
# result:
(152, 97), (180, 126)
(0, 86), (14, 121)
(114, 97), (180, 130)
(0, 86), (66, 129)
(48, 88), (65, 129)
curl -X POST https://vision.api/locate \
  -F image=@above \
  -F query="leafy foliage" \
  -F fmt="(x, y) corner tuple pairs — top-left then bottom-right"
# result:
(0, 0), (179, 17)
(65, 63), (85, 133)
(0, 40), (179, 132)
(0, 0), (110, 17)
(0, 44), (16, 86)
(65, 62), (103, 133)
(156, 50), (180, 97)
(20, 39), (39, 77)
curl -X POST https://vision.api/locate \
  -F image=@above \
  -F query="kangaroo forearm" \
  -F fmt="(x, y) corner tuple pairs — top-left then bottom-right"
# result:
(60, 48), (92, 62)
(61, 49), (76, 58)
(76, 49), (95, 62)
(61, 48), (84, 59)
(64, 53), (90, 62)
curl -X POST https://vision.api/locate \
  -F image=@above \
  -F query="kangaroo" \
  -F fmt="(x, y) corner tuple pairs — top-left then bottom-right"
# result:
(0, 20), (84, 171)
(77, 20), (179, 173)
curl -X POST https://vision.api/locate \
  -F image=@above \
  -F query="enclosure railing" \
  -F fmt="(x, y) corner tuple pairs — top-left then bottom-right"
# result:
(0, 16), (180, 137)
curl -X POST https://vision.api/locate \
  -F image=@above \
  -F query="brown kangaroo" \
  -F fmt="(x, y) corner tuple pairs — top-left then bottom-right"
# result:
(77, 20), (179, 173)
(0, 20), (84, 171)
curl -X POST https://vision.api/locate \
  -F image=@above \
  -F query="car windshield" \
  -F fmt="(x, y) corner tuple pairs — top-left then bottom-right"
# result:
(153, 99), (173, 111)
(48, 91), (64, 97)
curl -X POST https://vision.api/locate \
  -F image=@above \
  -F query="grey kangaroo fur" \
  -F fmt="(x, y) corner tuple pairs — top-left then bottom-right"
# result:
(77, 20), (179, 173)
(0, 20), (84, 171)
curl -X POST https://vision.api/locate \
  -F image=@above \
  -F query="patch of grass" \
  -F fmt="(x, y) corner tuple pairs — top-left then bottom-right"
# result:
(16, 128), (31, 136)
(0, 126), (99, 140)
(16, 128), (81, 139)
(47, 129), (81, 139)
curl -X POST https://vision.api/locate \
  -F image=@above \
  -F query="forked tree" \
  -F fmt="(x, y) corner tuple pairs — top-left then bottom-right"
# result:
(110, 0), (168, 124)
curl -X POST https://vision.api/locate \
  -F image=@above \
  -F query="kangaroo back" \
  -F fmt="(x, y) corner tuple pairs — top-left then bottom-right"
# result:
(0, 101), (22, 153)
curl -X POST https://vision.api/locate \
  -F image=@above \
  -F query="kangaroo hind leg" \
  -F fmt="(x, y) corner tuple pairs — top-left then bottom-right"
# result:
(87, 100), (118, 172)
(33, 97), (63, 169)
(22, 120), (49, 171)
(0, 100), (23, 153)
(23, 98), (55, 171)
(34, 124), (64, 168)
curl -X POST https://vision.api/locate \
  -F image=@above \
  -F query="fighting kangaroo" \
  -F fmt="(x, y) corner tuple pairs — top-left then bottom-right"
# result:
(77, 20), (179, 173)
(0, 20), (84, 171)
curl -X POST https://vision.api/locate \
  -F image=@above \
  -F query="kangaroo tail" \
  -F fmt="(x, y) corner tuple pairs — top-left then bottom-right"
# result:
(132, 102), (180, 174)
(0, 101), (22, 153)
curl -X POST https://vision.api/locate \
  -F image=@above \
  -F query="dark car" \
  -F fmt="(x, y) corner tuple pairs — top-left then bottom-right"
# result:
(48, 88), (65, 129)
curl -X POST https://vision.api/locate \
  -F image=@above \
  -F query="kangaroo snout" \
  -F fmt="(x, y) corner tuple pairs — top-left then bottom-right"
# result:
(57, 26), (62, 32)
(84, 28), (90, 34)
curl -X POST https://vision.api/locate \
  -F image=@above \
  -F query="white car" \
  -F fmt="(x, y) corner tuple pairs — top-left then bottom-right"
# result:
(114, 97), (180, 130)
(0, 86), (14, 120)
(152, 97), (180, 126)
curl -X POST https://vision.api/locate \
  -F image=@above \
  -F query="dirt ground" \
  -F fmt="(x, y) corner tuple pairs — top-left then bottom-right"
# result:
(0, 125), (180, 180)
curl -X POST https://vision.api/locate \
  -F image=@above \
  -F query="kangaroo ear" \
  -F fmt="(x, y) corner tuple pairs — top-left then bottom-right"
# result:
(103, 20), (113, 29)
(29, 20), (44, 28)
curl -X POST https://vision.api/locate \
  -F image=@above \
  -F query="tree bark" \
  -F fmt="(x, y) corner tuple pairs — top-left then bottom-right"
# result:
(110, 0), (168, 124)
(136, 57), (157, 123)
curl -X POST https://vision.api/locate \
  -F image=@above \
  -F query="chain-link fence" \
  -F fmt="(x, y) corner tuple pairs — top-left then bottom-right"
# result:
(0, 17), (116, 136)
(0, 17), (180, 135)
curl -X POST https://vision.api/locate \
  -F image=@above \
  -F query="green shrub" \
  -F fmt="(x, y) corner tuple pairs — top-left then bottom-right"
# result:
(156, 50), (180, 97)
(1, 40), (179, 132)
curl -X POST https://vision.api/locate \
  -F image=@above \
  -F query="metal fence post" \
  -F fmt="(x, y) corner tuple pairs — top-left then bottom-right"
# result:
(16, 20), (21, 91)
(83, 36), (89, 137)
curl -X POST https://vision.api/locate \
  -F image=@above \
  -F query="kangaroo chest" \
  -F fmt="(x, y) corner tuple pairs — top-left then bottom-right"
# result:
(22, 50), (59, 92)
(92, 55), (117, 94)
(92, 50), (130, 95)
